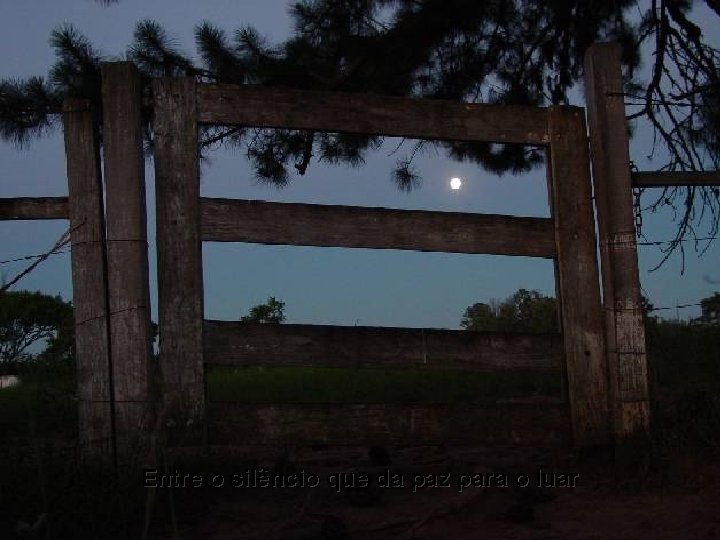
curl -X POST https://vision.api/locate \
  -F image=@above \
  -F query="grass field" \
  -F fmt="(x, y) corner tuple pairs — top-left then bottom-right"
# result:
(205, 366), (562, 403)
(1, 319), (717, 441)
(0, 321), (718, 539)
(0, 358), (76, 441)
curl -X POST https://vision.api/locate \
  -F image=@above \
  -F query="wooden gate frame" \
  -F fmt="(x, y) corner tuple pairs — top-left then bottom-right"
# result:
(0, 43), (654, 451)
(151, 76), (613, 448)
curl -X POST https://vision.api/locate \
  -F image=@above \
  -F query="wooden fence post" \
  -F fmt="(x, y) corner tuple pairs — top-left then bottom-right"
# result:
(584, 42), (650, 439)
(548, 106), (611, 446)
(152, 77), (205, 438)
(62, 99), (112, 453)
(101, 62), (153, 452)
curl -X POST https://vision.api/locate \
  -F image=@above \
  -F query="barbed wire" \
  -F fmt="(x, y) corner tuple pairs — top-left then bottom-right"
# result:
(638, 284), (712, 315)
(0, 231), (143, 267)
(607, 91), (696, 108)
(637, 235), (718, 246)
(604, 301), (706, 313)
(1, 221), (84, 292)
(646, 301), (705, 313)
(0, 248), (71, 265)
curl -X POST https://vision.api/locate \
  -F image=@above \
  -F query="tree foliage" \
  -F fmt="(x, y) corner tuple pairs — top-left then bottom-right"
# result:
(240, 296), (286, 324)
(0, 290), (74, 364)
(1, 1), (719, 257)
(461, 288), (558, 333)
(699, 291), (720, 323)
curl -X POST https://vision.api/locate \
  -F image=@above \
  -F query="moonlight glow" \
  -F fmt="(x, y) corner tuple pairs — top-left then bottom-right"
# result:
(450, 177), (463, 190)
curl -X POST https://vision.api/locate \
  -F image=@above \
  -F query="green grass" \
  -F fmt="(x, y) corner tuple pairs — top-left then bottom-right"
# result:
(205, 366), (563, 403)
(0, 371), (76, 442)
(646, 320), (720, 390)
(645, 320), (720, 448)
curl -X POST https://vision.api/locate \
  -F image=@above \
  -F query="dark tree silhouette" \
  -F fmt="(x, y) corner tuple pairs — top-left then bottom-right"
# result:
(2, 1), (719, 258)
(461, 289), (558, 333)
(699, 291), (720, 323)
(0, 290), (73, 363)
(240, 297), (286, 324)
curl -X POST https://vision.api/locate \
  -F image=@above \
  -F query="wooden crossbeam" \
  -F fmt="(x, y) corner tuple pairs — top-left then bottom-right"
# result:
(0, 197), (69, 220)
(201, 198), (556, 258)
(632, 171), (720, 187)
(204, 321), (563, 372)
(197, 84), (549, 145)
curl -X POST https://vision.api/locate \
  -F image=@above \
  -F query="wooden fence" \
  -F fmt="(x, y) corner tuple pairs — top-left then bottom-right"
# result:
(1, 42), (681, 452)
(152, 62), (608, 448)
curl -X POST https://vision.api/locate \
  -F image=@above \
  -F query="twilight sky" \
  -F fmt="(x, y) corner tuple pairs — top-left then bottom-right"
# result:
(1, 0), (718, 328)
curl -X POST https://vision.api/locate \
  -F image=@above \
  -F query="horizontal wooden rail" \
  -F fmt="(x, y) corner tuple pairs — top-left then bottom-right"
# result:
(197, 84), (549, 145)
(632, 171), (720, 187)
(204, 321), (563, 372)
(0, 197), (69, 220)
(201, 198), (556, 258)
(207, 401), (570, 446)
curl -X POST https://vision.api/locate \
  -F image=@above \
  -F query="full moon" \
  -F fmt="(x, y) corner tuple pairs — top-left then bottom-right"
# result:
(450, 177), (463, 190)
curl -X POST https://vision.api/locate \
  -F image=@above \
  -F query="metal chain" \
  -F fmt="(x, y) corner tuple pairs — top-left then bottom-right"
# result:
(630, 161), (643, 237)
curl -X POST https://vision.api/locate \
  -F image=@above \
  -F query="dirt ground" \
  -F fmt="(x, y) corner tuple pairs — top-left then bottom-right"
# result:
(148, 444), (720, 540)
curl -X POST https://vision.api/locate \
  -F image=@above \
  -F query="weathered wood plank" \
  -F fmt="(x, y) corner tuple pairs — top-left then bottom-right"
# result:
(207, 401), (571, 446)
(153, 77), (205, 430)
(633, 170), (720, 187)
(544, 154), (567, 404)
(204, 321), (563, 372)
(201, 198), (556, 258)
(548, 106), (610, 446)
(585, 43), (650, 438)
(101, 62), (153, 448)
(197, 84), (549, 145)
(62, 99), (112, 453)
(0, 197), (69, 220)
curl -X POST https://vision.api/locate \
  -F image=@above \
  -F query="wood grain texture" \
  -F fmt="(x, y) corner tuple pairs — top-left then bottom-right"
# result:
(153, 77), (205, 427)
(0, 197), (69, 220)
(201, 198), (556, 258)
(62, 99), (112, 452)
(633, 170), (720, 187)
(101, 62), (153, 446)
(204, 321), (563, 372)
(207, 401), (571, 446)
(585, 43), (650, 437)
(196, 84), (549, 145)
(548, 106), (610, 446)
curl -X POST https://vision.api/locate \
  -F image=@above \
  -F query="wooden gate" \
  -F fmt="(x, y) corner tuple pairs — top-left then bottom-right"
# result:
(150, 75), (609, 448)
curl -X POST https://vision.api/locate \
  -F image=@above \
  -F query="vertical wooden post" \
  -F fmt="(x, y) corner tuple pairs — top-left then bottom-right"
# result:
(544, 155), (567, 405)
(101, 62), (153, 452)
(63, 99), (112, 453)
(584, 42), (650, 438)
(153, 77), (205, 436)
(548, 106), (610, 446)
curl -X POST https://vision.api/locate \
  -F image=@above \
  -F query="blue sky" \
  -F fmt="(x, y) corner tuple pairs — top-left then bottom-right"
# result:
(1, 0), (718, 328)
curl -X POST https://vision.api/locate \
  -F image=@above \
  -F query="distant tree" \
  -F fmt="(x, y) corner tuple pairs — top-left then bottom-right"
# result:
(460, 299), (502, 332)
(240, 296), (286, 324)
(639, 293), (661, 327)
(461, 288), (557, 333)
(698, 292), (720, 324)
(0, 290), (73, 364)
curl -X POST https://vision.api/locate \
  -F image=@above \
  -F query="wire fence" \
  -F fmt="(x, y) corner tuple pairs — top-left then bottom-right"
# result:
(1, 224), (77, 292)
(0, 248), (71, 265)
(1, 226), (717, 316)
